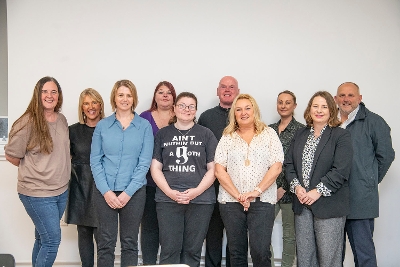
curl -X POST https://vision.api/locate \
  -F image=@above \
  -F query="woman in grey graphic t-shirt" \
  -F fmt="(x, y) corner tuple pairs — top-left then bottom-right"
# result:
(151, 92), (218, 267)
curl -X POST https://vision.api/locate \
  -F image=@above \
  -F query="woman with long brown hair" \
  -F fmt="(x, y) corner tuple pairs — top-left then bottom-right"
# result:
(5, 76), (70, 267)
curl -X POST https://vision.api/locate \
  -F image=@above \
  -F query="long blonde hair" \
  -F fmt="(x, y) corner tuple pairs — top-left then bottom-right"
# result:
(223, 94), (266, 135)
(9, 76), (63, 154)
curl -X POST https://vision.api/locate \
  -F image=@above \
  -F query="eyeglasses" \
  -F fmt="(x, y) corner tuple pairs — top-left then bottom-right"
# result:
(176, 103), (196, 111)
(42, 90), (58, 96)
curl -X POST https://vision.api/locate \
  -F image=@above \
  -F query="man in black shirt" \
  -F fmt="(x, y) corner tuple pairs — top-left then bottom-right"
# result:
(198, 76), (240, 267)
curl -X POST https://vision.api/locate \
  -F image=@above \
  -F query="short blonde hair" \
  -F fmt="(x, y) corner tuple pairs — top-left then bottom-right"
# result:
(78, 88), (105, 124)
(304, 91), (341, 128)
(223, 94), (266, 136)
(110, 80), (138, 112)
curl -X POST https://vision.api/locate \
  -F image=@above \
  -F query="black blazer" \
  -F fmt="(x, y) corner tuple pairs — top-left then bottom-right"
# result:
(284, 126), (353, 219)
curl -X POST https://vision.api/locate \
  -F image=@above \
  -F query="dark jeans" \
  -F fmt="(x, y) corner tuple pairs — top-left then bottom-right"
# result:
(19, 190), (68, 267)
(157, 202), (214, 267)
(345, 218), (377, 267)
(140, 186), (159, 265)
(77, 225), (97, 267)
(95, 186), (146, 267)
(205, 203), (230, 267)
(219, 200), (275, 267)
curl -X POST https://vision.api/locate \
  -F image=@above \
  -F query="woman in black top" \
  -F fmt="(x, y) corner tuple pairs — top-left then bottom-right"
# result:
(66, 88), (105, 267)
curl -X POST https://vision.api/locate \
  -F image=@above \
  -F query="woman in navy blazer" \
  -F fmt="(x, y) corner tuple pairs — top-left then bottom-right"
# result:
(284, 91), (353, 267)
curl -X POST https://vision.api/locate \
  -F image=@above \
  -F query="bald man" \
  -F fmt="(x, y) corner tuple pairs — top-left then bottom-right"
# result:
(198, 76), (240, 267)
(335, 82), (395, 267)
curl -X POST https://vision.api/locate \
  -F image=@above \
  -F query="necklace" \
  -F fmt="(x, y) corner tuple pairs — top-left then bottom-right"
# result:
(175, 125), (194, 137)
(236, 131), (253, 167)
(49, 119), (58, 135)
(245, 147), (250, 166)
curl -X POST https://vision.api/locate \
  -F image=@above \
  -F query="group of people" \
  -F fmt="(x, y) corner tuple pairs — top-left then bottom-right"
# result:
(5, 75), (394, 267)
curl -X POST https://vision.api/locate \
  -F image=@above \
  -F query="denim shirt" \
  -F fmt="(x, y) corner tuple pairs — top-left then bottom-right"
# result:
(90, 112), (154, 197)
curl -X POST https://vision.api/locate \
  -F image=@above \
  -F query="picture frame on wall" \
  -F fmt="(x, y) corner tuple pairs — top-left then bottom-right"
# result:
(0, 116), (8, 159)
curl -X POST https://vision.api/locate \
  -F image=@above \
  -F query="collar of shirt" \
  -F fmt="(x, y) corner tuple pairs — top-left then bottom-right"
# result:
(282, 118), (299, 133)
(106, 112), (142, 130)
(338, 105), (360, 129)
(310, 124), (327, 136)
(218, 104), (230, 113)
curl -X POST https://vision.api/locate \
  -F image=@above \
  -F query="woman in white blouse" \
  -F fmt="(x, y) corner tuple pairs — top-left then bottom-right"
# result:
(214, 94), (284, 267)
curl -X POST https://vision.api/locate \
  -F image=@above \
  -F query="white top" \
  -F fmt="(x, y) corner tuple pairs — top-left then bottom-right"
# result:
(215, 127), (284, 204)
(339, 105), (359, 129)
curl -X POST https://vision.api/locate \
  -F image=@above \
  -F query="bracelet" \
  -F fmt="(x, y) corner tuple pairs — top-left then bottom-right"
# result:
(254, 186), (263, 195)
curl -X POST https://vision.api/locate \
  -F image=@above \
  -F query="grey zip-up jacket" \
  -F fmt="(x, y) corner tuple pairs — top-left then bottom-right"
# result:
(345, 102), (395, 219)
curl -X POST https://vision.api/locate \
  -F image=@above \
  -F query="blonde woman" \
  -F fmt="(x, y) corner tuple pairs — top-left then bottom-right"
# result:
(90, 80), (153, 267)
(215, 94), (284, 267)
(66, 88), (105, 267)
(269, 90), (304, 267)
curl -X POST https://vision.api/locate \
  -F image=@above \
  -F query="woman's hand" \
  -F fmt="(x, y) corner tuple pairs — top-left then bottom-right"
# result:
(104, 191), (123, 209)
(303, 189), (321, 205)
(166, 189), (187, 204)
(242, 191), (259, 202)
(295, 185), (307, 204)
(179, 188), (200, 204)
(117, 192), (131, 208)
(277, 187), (286, 201)
(239, 191), (260, 211)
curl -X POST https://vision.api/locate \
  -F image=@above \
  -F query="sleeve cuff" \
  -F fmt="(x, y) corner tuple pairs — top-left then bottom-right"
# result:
(290, 178), (301, 193)
(316, 182), (332, 197)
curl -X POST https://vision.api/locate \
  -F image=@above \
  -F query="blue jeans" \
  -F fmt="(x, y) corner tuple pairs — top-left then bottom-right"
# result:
(19, 190), (68, 267)
(219, 200), (275, 267)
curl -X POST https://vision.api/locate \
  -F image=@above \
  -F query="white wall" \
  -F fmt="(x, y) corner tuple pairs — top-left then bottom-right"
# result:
(2, 0), (399, 266)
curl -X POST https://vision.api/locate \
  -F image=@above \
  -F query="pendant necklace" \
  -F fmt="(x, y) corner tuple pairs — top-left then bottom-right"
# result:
(49, 119), (58, 135)
(237, 131), (251, 166)
(245, 146), (250, 166)
(175, 125), (193, 136)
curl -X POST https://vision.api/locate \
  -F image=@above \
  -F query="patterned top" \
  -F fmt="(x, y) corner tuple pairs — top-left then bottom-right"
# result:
(289, 126), (332, 196)
(269, 118), (304, 203)
(215, 127), (284, 204)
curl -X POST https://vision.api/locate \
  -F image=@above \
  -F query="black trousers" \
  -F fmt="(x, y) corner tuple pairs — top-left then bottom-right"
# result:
(94, 186), (146, 267)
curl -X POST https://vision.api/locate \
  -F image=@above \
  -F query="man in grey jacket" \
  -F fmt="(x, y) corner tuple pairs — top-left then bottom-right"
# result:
(335, 82), (395, 267)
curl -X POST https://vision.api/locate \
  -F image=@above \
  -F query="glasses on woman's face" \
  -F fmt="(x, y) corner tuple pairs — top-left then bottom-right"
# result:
(176, 103), (196, 111)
